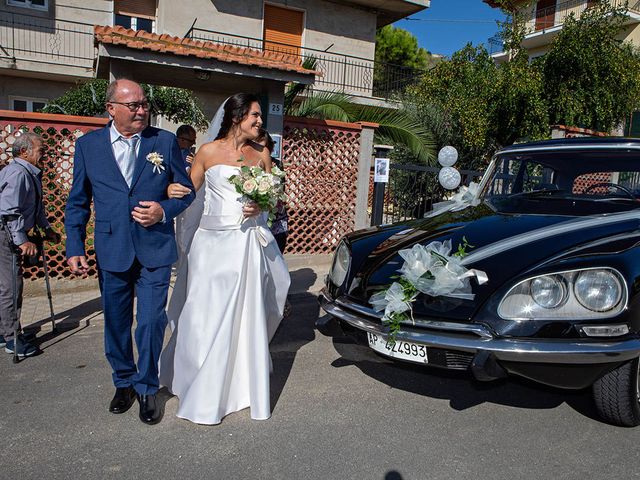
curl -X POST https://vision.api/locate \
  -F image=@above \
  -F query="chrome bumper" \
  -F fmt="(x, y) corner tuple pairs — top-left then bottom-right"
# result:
(319, 288), (640, 365)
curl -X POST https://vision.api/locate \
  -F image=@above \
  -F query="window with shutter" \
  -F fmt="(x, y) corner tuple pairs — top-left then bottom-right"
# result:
(114, 0), (156, 19)
(263, 3), (304, 56)
(114, 0), (156, 32)
(535, 0), (556, 31)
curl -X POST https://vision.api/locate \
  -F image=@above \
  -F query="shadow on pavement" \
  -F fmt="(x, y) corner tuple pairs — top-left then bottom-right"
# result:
(288, 267), (322, 295)
(157, 386), (175, 416)
(25, 296), (103, 351)
(269, 267), (318, 410)
(386, 471), (404, 480)
(325, 323), (599, 423)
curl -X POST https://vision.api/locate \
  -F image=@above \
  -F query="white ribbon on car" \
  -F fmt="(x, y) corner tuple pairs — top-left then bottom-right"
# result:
(425, 182), (481, 218)
(396, 241), (488, 300)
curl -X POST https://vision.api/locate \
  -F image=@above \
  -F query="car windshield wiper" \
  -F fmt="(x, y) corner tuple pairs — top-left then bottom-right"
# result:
(509, 189), (567, 198)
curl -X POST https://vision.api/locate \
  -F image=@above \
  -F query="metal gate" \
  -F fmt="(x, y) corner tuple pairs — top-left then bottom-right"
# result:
(371, 162), (483, 226)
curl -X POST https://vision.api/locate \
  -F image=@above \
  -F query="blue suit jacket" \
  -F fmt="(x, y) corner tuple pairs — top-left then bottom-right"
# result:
(64, 124), (195, 272)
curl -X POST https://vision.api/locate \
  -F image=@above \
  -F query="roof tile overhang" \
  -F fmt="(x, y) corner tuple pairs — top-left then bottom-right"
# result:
(94, 25), (321, 77)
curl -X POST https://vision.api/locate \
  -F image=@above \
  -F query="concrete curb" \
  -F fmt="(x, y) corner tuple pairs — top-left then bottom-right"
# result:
(21, 255), (332, 301)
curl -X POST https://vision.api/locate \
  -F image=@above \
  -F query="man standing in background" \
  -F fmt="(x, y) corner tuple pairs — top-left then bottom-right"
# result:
(0, 133), (60, 357)
(176, 125), (197, 171)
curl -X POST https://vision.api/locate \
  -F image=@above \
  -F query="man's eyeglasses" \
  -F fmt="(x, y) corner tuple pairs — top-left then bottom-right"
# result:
(109, 101), (151, 112)
(178, 137), (196, 146)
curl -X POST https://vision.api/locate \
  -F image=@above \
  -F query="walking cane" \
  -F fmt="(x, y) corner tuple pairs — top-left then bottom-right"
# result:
(11, 245), (19, 364)
(36, 231), (56, 333)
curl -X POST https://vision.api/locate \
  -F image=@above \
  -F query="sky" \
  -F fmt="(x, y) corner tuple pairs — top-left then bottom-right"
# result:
(392, 1), (507, 58)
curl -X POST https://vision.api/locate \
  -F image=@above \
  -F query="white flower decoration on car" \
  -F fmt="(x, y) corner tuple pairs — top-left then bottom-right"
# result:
(369, 238), (488, 345)
(399, 240), (469, 298)
(370, 282), (417, 319)
(146, 152), (165, 174)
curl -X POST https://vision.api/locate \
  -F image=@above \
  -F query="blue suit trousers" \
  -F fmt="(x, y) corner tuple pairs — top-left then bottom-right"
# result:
(100, 258), (171, 395)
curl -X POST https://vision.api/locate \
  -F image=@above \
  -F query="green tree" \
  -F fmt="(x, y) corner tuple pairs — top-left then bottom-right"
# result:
(283, 56), (318, 114)
(412, 44), (496, 168)
(375, 25), (430, 69)
(494, 48), (548, 146)
(42, 79), (208, 130)
(374, 25), (430, 96)
(542, 1), (640, 131)
(408, 40), (548, 170)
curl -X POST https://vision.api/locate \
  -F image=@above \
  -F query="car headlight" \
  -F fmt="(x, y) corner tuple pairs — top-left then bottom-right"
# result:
(329, 240), (351, 287)
(530, 275), (567, 309)
(574, 270), (622, 312)
(498, 268), (627, 320)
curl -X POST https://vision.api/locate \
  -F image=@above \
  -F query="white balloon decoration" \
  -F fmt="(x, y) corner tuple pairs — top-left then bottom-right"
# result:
(438, 146), (458, 167)
(438, 166), (462, 190)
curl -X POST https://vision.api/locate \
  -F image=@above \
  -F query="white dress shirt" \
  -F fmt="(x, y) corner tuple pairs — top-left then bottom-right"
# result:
(109, 123), (141, 183)
(109, 123), (165, 223)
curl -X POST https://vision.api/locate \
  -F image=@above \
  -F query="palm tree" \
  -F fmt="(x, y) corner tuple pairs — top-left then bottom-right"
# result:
(285, 87), (436, 164)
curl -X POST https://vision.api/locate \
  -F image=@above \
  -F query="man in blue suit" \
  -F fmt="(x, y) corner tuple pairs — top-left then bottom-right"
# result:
(65, 79), (195, 425)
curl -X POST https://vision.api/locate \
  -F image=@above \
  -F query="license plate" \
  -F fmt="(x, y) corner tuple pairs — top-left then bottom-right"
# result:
(367, 332), (428, 364)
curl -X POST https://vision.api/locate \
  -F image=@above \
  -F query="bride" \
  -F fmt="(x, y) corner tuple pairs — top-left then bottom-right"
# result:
(159, 93), (291, 425)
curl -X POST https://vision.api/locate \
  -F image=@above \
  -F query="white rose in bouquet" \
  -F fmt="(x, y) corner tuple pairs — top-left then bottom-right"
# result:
(243, 178), (258, 194)
(228, 164), (287, 227)
(257, 178), (272, 194)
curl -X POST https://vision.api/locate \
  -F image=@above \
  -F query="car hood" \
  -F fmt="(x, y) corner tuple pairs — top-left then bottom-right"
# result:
(348, 203), (640, 321)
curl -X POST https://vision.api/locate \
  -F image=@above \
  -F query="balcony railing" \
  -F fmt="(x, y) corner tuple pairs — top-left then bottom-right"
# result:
(523, 0), (640, 33)
(0, 12), (426, 101)
(0, 11), (95, 69)
(188, 27), (426, 100)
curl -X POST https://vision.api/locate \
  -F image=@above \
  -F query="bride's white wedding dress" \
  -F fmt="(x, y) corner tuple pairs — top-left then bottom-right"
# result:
(159, 164), (291, 425)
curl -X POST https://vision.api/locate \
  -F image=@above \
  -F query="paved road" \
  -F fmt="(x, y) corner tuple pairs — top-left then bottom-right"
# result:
(2, 276), (640, 479)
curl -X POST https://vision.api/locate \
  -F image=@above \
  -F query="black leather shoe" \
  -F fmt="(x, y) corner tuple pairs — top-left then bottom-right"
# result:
(137, 394), (163, 425)
(109, 386), (136, 414)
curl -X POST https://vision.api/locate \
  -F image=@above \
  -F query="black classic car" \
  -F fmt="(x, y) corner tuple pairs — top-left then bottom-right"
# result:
(319, 138), (640, 427)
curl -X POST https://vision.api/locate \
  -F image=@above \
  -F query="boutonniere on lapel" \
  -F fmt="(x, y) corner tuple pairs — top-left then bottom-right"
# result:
(146, 152), (165, 174)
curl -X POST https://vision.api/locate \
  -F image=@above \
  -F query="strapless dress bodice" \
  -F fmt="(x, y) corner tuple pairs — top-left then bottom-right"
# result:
(202, 164), (244, 217)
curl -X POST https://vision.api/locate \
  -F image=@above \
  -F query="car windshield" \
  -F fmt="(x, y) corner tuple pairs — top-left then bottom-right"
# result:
(480, 149), (640, 215)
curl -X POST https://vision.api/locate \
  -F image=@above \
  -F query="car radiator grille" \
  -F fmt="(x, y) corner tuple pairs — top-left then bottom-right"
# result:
(444, 351), (474, 370)
(426, 348), (475, 371)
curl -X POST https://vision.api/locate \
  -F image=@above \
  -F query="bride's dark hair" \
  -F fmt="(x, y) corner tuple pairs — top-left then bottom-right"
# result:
(215, 93), (260, 140)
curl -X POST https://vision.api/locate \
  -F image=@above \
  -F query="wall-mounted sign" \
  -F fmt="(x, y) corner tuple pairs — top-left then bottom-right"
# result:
(374, 157), (389, 183)
(269, 103), (283, 116)
(271, 133), (282, 160)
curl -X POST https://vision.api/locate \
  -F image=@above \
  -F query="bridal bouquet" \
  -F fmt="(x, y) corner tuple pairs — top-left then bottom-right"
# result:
(228, 165), (287, 226)
(369, 238), (488, 346)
